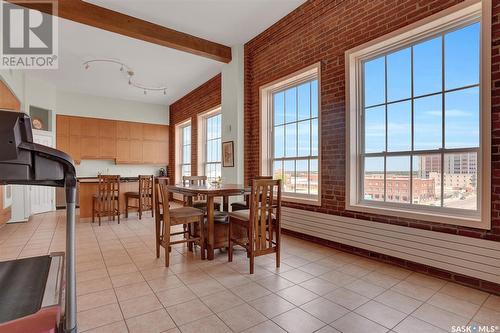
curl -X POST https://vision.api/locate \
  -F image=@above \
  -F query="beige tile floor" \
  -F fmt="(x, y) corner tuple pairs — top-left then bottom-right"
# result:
(0, 208), (499, 333)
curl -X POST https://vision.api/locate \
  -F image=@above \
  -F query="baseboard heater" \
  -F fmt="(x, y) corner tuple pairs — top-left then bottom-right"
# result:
(282, 207), (500, 285)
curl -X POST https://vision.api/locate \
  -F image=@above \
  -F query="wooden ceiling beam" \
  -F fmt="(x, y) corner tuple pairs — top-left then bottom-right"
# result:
(7, 0), (232, 63)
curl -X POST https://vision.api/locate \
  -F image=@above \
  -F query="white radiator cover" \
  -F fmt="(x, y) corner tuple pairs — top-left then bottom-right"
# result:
(282, 207), (500, 284)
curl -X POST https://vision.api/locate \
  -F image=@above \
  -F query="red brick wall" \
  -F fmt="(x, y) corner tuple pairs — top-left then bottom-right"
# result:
(168, 74), (221, 184)
(244, 0), (500, 241)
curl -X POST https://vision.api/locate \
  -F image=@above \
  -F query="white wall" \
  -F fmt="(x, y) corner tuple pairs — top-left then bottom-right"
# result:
(221, 45), (244, 185)
(57, 90), (169, 125)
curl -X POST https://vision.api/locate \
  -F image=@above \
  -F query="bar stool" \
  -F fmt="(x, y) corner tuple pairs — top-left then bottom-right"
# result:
(125, 175), (154, 219)
(92, 175), (120, 226)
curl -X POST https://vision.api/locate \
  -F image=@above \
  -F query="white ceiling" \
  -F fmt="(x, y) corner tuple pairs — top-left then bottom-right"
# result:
(84, 0), (307, 45)
(27, 0), (306, 106)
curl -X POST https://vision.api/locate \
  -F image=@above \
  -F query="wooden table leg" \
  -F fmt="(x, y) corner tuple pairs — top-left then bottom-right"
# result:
(206, 195), (215, 260)
(223, 196), (229, 212)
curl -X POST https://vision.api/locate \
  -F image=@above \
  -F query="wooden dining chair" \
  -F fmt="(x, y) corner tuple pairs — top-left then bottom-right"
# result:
(155, 177), (205, 267)
(230, 176), (273, 212)
(125, 175), (154, 220)
(92, 175), (121, 226)
(182, 176), (221, 210)
(228, 179), (281, 274)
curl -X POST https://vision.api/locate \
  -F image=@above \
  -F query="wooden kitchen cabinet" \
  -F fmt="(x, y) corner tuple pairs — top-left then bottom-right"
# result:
(130, 122), (142, 140)
(81, 137), (99, 159)
(116, 139), (130, 163)
(81, 118), (99, 137)
(116, 121), (130, 140)
(130, 140), (143, 163)
(56, 115), (168, 165)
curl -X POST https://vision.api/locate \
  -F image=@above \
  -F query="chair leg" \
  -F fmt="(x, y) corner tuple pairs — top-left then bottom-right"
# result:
(125, 197), (129, 218)
(249, 250), (254, 274)
(228, 220), (233, 262)
(92, 198), (95, 224)
(199, 216), (205, 260)
(164, 225), (171, 267)
(139, 199), (142, 220)
(187, 223), (193, 252)
(276, 227), (281, 268)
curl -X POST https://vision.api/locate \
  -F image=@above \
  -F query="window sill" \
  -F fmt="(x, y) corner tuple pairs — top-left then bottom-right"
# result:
(346, 202), (490, 230)
(282, 195), (321, 207)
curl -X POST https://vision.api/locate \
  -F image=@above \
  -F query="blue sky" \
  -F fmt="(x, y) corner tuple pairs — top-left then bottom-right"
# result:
(363, 22), (480, 172)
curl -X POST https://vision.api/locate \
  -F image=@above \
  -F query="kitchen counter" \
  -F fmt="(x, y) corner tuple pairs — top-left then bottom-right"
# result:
(78, 178), (140, 219)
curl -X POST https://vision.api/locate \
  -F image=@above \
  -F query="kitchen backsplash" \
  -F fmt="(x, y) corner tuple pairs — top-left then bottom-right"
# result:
(75, 160), (165, 177)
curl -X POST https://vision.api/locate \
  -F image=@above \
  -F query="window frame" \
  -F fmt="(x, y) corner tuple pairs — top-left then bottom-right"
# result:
(197, 106), (222, 182)
(176, 120), (192, 183)
(345, 0), (491, 229)
(260, 63), (322, 206)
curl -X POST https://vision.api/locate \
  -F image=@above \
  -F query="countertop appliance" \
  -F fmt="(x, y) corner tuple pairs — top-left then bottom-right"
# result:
(0, 110), (77, 333)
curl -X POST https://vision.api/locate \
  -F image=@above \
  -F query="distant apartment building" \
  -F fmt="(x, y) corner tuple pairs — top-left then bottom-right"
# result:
(364, 175), (435, 203)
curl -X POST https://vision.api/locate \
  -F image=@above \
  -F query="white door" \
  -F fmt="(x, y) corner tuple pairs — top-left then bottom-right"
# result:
(30, 132), (55, 215)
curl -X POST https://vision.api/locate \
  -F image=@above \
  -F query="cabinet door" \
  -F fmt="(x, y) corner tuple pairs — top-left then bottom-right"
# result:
(56, 134), (69, 153)
(130, 140), (142, 163)
(158, 143), (169, 165)
(69, 135), (81, 163)
(116, 121), (130, 140)
(142, 124), (157, 141)
(81, 137), (99, 158)
(99, 119), (116, 139)
(99, 137), (116, 159)
(69, 117), (82, 136)
(116, 139), (130, 163)
(142, 141), (156, 163)
(158, 125), (169, 142)
(130, 122), (143, 140)
(57, 116), (70, 137)
(81, 118), (99, 137)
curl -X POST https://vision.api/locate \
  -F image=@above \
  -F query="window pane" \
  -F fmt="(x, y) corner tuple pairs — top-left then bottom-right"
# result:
(285, 87), (297, 123)
(273, 160), (283, 181)
(414, 94), (442, 150)
(296, 160), (308, 194)
(386, 156), (410, 203)
(216, 114), (221, 138)
(298, 120), (310, 156)
(387, 100), (411, 152)
(285, 123), (297, 157)
(443, 152), (477, 210)
(182, 165), (191, 177)
(216, 163), (221, 179)
(274, 91), (285, 126)
(387, 47), (411, 102)
(183, 146), (191, 164)
(311, 118), (318, 156)
(311, 80), (318, 118)
(445, 23), (480, 90)
(364, 157), (384, 201)
(283, 160), (295, 193)
(298, 82), (311, 120)
(363, 56), (385, 107)
(309, 159), (319, 195)
(207, 140), (213, 162)
(274, 125), (284, 158)
(413, 36), (442, 96)
(412, 155), (441, 206)
(216, 138), (221, 162)
(445, 87), (479, 149)
(364, 106), (385, 153)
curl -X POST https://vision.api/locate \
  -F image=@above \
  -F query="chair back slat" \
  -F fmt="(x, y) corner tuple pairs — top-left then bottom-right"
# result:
(182, 175), (207, 202)
(97, 175), (120, 217)
(249, 179), (281, 254)
(139, 175), (154, 210)
(154, 177), (169, 241)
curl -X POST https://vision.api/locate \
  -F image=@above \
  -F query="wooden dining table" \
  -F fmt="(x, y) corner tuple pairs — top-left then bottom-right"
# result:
(167, 183), (247, 260)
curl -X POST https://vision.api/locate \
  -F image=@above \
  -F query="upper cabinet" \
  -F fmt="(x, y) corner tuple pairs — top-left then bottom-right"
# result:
(56, 115), (168, 165)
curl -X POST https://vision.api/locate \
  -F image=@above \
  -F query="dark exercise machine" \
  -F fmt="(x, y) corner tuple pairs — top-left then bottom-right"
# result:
(0, 110), (77, 333)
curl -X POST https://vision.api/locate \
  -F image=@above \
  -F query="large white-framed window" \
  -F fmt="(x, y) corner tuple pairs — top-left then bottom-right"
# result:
(260, 63), (321, 205)
(176, 121), (192, 182)
(198, 107), (222, 182)
(346, 0), (491, 228)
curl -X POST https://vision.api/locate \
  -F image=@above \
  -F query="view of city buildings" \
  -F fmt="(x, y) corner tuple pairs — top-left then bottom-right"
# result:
(364, 153), (477, 210)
